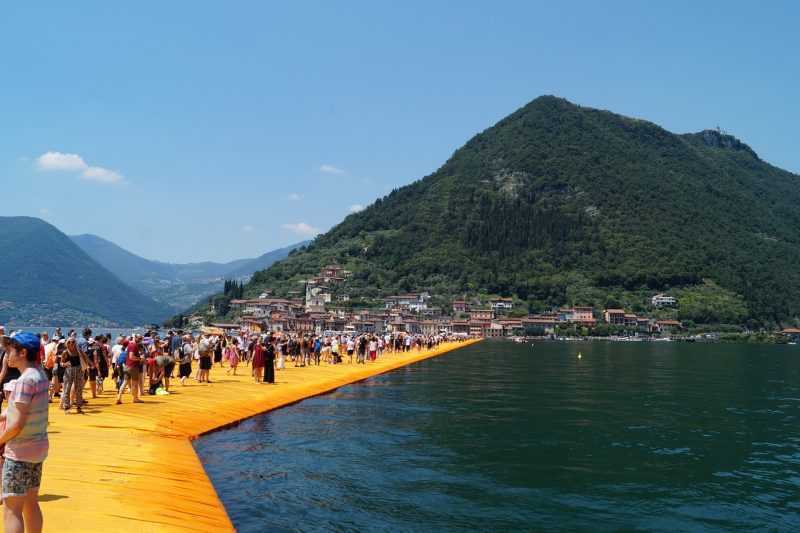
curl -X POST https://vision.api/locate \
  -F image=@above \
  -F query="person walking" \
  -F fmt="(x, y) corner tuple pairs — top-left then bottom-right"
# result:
(276, 338), (286, 371)
(197, 335), (213, 383)
(214, 336), (224, 368)
(85, 338), (101, 399)
(346, 336), (355, 364)
(127, 334), (146, 398)
(357, 336), (367, 364)
(0, 332), (49, 533)
(95, 336), (110, 395)
(369, 336), (378, 362)
(225, 339), (240, 376)
(116, 338), (143, 404)
(178, 335), (194, 386)
(263, 339), (276, 384)
(313, 336), (322, 366)
(251, 339), (265, 383)
(59, 338), (87, 414)
(330, 336), (339, 364)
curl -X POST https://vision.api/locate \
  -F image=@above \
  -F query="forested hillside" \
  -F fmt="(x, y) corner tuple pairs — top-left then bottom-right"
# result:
(205, 96), (800, 326)
(0, 217), (170, 325)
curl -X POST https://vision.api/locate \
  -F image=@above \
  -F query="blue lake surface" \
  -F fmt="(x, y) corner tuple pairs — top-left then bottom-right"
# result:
(195, 341), (800, 531)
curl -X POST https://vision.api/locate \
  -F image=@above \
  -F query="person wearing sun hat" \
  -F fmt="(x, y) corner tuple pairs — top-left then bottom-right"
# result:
(0, 331), (49, 533)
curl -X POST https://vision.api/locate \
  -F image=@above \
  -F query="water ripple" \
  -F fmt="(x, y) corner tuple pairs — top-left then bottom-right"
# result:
(196, 341), (800, 532)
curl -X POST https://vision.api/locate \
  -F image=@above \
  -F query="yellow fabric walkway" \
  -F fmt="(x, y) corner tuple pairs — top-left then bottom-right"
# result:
(22, 339), (480, 532)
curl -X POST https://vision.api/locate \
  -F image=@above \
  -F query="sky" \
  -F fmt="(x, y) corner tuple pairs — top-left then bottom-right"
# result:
(2, 1), (798, 263)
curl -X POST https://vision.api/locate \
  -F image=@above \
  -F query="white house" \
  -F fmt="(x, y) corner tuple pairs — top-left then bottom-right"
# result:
(384, 292), (430, 312)
(490, 298), (514, 312)
(651, 294), (677, 307)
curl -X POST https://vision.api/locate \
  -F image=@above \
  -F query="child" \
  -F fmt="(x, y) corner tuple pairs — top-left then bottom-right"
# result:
(225, 339), (240, 376)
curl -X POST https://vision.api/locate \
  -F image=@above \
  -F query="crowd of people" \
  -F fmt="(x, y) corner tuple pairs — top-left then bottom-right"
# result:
(0, 323), (459, 532)
(27, 328), (451, 408)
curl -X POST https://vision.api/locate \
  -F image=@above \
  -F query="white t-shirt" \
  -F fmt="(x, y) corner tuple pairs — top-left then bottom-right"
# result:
(111, 344), (123, 364)
(199, 338), (211, 355)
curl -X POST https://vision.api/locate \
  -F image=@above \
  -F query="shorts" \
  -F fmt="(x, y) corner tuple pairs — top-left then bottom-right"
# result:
(2, 458), (43, 499)
(124, 366), (141, 380)
(89, 368), (98, 382)
(56, 365), (66, 381)
(179, 362), (192, 378)
(164, 362), (176, 377)
(199, 356), (212, 371)
(44, 367), (53, 380)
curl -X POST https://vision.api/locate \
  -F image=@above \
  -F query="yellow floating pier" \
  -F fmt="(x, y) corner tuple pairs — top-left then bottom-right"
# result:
(26, 339), (480, 532)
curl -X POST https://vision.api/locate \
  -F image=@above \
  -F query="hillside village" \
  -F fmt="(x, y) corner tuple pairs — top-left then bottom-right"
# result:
(183, 264), (687, 339)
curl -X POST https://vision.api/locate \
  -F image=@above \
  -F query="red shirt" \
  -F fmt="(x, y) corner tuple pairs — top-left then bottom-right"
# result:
(126, 341), (139, 368)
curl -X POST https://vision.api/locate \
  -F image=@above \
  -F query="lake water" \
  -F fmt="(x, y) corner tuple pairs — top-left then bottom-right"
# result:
(195, 341), (800, 531)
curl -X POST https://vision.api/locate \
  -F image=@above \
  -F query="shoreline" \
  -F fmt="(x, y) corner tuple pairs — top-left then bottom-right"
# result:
(36, 339), (481, 532)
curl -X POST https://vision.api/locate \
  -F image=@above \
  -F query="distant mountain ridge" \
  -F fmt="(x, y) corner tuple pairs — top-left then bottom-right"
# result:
(71, 234), (308, 311)
(220, 96), (800, 326)
(0, 217), (171, 326)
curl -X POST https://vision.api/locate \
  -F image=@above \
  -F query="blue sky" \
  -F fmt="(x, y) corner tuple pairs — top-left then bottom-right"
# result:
(2, 1), (797, 263)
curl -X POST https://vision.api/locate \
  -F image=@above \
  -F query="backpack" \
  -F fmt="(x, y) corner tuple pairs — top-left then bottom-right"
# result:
(181, 343), (193, 364)
(117, 349), (128, 367)
(45, 346), (57, 369)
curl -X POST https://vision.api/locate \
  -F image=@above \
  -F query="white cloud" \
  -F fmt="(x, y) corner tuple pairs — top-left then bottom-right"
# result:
(81, 166), (123, 184)
(35, 151), (124, 185)
(242, 225), (254, 233)
(349, 204), (364, 213)
(281, 222), (319, 236)
(319, 164), (345, 175)
(287, 192), (303, 201)
(37, 151), (88, 171)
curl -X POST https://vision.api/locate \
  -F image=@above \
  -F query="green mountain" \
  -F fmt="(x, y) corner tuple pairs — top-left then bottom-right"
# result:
(0, 217), (170, 326)
(71, 234), (308, 311)
(203, 96), (800, 326)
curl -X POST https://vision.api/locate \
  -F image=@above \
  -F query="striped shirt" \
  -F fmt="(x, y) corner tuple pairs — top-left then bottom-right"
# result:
(4, 367), (49, 463)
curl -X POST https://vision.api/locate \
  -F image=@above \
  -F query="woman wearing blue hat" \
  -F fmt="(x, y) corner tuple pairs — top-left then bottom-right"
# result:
(0, 331), (50, 533)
